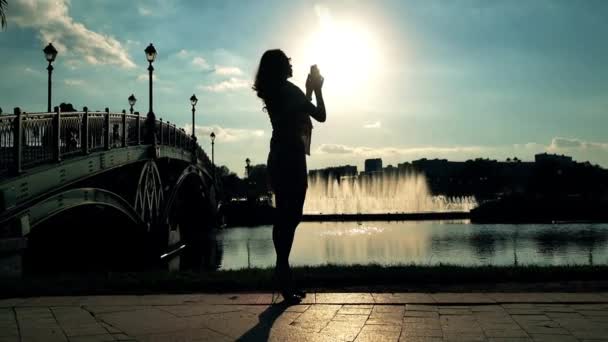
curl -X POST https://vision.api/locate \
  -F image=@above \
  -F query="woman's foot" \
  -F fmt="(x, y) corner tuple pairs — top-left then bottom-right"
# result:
(280, 289), (302, 303)
(284, 267), (306, 298)
(292, 288), (306, 298)
(275, 264), (305, 302)
(275, 264), (295, 300)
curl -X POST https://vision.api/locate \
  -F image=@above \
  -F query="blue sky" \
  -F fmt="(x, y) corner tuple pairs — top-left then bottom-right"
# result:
(1, 0), (607, 174)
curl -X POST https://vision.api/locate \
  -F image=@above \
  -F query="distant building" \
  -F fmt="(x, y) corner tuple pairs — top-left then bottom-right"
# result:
(309, 165), (357, 180)
(383, 164), (397, 173)
(535, 153), (573, 165)
(364, 158), (382, 173)
(397, 162), (413, 171)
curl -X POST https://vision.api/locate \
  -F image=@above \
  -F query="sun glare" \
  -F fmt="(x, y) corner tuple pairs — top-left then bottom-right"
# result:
(301, 11), (382, 99)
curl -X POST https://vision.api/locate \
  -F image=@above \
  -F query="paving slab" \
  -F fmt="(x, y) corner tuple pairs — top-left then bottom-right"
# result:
(338, 306), (373, 315)
(355, 325), (401, 342)
(551, 293), (608, 303)
(5, 292), (608, 341)
(321, 320), (365, 341)
(486, 293), (559, 303)
(431, 293), (495, 304)
(372, 293), (435, 304)
(316, 293), (374, 304)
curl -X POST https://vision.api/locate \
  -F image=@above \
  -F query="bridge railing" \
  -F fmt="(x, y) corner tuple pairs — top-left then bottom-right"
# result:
(0, 107), (210, 178)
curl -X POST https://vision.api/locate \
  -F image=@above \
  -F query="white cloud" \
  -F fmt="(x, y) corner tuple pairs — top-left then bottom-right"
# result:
(363, 121), (381, 129)
(548, 137), (608, 153)
(11, 0), (135, 69)
(137, 73), (159, 82)
(176, 49), (190, 58)
(214, 65), (243, 76)
(550, 137), (583, 149)
(138, 6), (152, 16)
(64, 59), (82, 70)
(192, 57), (210, 70)
(317, 144), (354, 154)
(64, 79), (84, 86)
(135, 0), (177, 18)
(183, 124), (264, 143)
(24, 67), (36, 73)
(311, 137), (608, 168)
(199, 78), (250, 92)
(158, 86), (175, 94)
(316, 144), (485, 158)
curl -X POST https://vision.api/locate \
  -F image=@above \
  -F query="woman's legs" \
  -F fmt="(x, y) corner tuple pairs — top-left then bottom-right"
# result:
(269, 148), (308, 299)
(272, 186), (307, 296)
(273, 188), (305, 270)
(272, 191), (290, 272)
(281, 188), (306, 261)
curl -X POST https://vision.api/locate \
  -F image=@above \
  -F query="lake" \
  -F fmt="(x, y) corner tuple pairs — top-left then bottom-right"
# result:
(211, 221), (608, 270)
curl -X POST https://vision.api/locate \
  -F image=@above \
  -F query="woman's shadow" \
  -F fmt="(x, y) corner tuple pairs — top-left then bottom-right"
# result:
(236, 299), (294, 341)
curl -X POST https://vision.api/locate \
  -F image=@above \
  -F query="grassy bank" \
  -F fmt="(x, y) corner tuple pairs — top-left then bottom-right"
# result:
(3, 264), (608, 298)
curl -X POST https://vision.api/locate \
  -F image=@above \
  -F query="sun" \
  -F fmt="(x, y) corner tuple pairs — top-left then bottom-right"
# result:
(301, 15), (382, 98)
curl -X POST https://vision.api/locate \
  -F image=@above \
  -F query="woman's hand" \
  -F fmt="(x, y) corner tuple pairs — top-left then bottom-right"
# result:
(307, 65), (324, 92)
(305, 74), (314, 100)
(314, 75), (324, 91)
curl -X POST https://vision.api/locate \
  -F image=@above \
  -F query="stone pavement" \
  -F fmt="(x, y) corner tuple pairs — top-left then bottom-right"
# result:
(1, 292), (608, 341)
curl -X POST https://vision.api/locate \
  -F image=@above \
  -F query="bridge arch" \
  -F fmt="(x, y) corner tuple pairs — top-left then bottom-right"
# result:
(23, 188), (151, 274)
(24, 187), (144, 231)
(134, 160), (164, 224)
(161, 164), (212, 224)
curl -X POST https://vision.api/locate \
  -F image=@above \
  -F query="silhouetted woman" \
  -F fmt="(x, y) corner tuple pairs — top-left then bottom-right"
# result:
(253, 49), (326, 301)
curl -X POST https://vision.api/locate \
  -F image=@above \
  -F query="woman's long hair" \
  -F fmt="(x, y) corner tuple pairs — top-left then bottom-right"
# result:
(253, 49), (291, 111)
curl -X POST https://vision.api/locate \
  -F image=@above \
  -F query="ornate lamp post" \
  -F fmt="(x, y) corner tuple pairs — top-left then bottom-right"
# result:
(245, 158), (251, 179)
(128, 94), (137, 114)
(144, 43), (157, 144)
(43, 43), (58, 112)
(190, 94), (198, 139)
(210, 131), (215, 179)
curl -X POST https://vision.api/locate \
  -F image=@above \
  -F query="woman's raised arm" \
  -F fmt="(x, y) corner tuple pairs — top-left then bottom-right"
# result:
(309, 88), (326, 122)
(305, 76), (326, 123)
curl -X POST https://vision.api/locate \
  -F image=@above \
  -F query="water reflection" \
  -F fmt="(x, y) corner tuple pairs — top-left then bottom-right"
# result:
(179, 232), (224, 272)
(213, 221), (608, 270)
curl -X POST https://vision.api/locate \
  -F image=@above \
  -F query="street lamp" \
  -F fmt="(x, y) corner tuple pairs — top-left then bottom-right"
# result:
(210, 131), (215, 179)
(128, 94), (137, 114)
(144, 43), (157, 144)
(190, 94), (198, 139)
(43, 43), (58, 112)
(245, 158), (251, 179)
(210, 131), (215, 163)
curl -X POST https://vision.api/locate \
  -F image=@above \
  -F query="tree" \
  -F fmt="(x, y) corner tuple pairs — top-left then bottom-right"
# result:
(215, 165), (245, 201)
(247, 164), (270, 196)
(1, 0), (7, 30)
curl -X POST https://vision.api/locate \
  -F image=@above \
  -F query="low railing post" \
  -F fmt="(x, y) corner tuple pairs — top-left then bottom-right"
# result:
(122, 111), (127, 147)
(104, 107), (110, 150)
(173, 124), (177, 146)
(167, 121), (171, 146)
(12, 107), (23, 175)
(159, 118), (164, 145)
(53, 106), (61, 162)
(82, 106), (89, 155)
(136, 114), (141, 145)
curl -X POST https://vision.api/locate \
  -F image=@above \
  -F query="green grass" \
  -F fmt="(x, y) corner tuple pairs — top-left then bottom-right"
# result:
(2, 264), (608, 298)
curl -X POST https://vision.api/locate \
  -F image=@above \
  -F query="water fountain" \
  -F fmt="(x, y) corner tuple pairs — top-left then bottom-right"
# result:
(304, 170), (477, 214)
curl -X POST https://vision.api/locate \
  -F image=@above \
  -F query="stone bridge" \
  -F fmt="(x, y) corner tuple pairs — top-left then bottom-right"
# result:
(0, 107), (219, 276)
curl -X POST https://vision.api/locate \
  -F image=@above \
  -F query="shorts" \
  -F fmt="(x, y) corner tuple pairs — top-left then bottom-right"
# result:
(267, 146), (308, 195)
